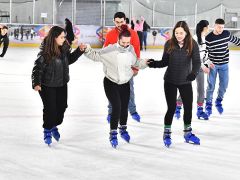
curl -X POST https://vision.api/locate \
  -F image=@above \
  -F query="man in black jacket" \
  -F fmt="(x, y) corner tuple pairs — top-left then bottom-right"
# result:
(0, 25), (9, 57)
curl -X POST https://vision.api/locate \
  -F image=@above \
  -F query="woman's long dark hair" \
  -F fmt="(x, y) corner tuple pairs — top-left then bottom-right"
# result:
(41, 26), (66, 63)
(196, 20), (209, 45)
(167, 21), (193, 56)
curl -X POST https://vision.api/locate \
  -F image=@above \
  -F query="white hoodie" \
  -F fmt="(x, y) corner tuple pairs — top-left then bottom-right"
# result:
(84, 43), (147, 84)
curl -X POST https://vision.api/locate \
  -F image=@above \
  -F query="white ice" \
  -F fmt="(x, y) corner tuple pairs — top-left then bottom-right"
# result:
(0, 47), (240, 180)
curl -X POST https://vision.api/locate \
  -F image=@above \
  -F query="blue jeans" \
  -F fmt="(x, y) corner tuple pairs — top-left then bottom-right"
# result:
(206, 63), (229, 102)
(108, 78), (136, 115)
(143, 31), (148, 48)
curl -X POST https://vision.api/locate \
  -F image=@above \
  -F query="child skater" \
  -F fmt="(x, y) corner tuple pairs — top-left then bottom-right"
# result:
(148, 21), (201, 147)
(31, 26), (84, 146)
(81, 25), (148, 148)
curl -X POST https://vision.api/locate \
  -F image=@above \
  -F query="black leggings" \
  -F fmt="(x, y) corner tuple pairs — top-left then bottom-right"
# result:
(39, 85), (68, 130)
(104, 77), (130, 130)
(164, 81), (193, 126)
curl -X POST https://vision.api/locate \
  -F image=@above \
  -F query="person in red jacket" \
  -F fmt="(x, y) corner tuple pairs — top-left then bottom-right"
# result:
(104, 12), (141, 123)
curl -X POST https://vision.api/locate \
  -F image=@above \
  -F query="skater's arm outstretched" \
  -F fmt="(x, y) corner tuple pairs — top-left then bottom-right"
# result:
(147, 43), (170, 68)
(229, 34), (240, 46)
(66, 44), (84, 65)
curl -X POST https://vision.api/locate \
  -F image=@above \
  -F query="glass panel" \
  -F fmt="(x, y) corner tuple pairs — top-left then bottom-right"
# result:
(0, 0), (10, 23)
(34, 0), (53, 24)
(196, 5), (221, 28)
(76, 0), (101, 25)
(154, 1), (174, 27)
(175, 0), (196, 28)
(222, 5), (240, 29)
(105, 0), (130, 26)
(56, 0), (73, 25)
(12, 0), (33, 24)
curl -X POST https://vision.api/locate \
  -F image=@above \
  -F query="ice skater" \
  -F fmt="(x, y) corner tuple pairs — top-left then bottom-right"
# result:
(81, 25), (148, 148)
(31, 26), (84, 145)
(0, 25), (9, 58)
(104, 12), (142, 123)
(175, 20), (214, 120)
(204, 18), (240, 116)
(148, 21), (201, 147)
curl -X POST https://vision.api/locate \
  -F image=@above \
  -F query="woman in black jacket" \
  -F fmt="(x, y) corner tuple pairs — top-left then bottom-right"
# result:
(0, 25), (9, 57)
(148, 21), (201, 148)
(31, 26), (84, 145)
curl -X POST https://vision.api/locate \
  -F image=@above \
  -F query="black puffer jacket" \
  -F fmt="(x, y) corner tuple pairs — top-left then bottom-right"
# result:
(31, 42), (83, 88)
(149, 39), (201, 85)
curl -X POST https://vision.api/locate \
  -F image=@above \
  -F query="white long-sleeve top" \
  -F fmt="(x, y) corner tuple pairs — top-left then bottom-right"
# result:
(193, 35), (211, 68)
(84, 43), (147, 84)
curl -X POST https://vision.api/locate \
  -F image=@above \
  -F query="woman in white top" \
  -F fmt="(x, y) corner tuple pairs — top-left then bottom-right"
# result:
(81, 25), (148, 148)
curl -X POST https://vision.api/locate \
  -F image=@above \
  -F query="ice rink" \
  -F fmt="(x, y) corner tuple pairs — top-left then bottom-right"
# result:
(0, 47), (240, 180)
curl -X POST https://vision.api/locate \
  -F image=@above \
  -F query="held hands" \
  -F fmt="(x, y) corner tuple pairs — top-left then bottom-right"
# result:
(186, 73), (196, 81)
(202, 62), (215, 74)
(147, 59), (156, 68)
(202, 66), (210, 74)
(79, 43), (87, 52)
(34, 85), (41, 91)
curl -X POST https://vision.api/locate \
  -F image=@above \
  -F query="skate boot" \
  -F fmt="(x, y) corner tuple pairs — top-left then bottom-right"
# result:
(196, 106), (209, 120)
(184, 128), (200, 145)
(215, 98), (223, 114)
(163, 129), (172, 148)
(131, 112), (141, 122)
(109, 130), (118, 148)
(43, 129), (52, 146)
(174, 105), (182, 119)
(119, 125), (130, 143)
(51, 126), (60, 141)
(205, 101), (212, 116)
(106, 114), (111, 123)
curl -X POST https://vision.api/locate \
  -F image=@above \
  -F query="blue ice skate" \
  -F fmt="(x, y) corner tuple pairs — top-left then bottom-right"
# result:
(119, 126), (130, 143)
(163, 130), (172, 148)
(215, 98), (223, 114)
(131, 112), (141, 122)
(184, 131), (200, 145)
(163, 134), (172, 148)
(196, 106), (209, 120)
(174, 105), (182, 119)
(51, 126), (60, 141)
(109, 130), (118, 148)
(43, 129), (52, 146)
(205, 101), (212, 116)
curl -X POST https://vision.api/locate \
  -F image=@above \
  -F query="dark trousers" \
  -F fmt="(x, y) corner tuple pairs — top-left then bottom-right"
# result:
(104, 77), (130, 130)
(137, 31), (143, 50)
(39, 85), (68, 130)
(164, 81), (193, 126)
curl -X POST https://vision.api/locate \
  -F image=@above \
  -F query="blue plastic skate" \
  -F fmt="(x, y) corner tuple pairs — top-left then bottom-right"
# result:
(184, 132), (200, 145)
(44, 129), (52, 146)
(109, 131), (118, 148)
(119, 126), (130, 143)
(215, 98), (223, 114)
(197, 106), (209, 120)
(174, 105), (182, 119)
(51, 126), (60, 141)
(131, 112), (141, 122)
(163, 134), (172, 148)
(205, 101), (212, 116)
